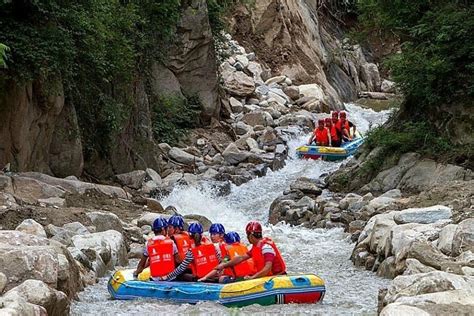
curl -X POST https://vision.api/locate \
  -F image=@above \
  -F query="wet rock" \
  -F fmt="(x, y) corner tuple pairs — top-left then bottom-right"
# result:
(290, 178), (322, 197)
(325, 221), (345, 229)
(339, 193), (362, 210)
(4, 279), (69, 316)
(168, 147), (203, 164)
(222, 143), (250, 165)
(393, 205), (452, 225)
(452, 218), (474, 256)
(15, 219), (47, 238)
(349, 220), (366, 234)
(146, 198), (165, 212)
(115, 170), (146, 190)
(87, 211), (123, 233)
(162, 172), (183, 186)
(377, 256), (397, 279)
(436, 224), (457, 256)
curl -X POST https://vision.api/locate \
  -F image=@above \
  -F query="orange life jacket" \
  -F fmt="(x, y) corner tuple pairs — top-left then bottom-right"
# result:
(314, 127), (330, 146)
(173, 232), (195, 261)
(329, 125), (339, 142)
(147, 237), (175, 277)
(190, 243), (219, 278)
(250, 237), (286, 276)
(223, 242), (257, 278)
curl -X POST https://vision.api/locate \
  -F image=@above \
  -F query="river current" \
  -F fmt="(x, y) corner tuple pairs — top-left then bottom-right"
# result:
(71, 104), (391, 315)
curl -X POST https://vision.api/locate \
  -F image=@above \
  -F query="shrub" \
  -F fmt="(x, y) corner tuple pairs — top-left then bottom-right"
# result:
(151, 94), (202, 145)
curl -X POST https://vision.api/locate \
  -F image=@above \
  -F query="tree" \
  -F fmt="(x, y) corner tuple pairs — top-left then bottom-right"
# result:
(0, 43), (9, 68)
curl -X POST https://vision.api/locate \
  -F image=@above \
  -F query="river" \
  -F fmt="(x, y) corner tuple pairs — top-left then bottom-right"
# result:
(71, 104), (391, 315)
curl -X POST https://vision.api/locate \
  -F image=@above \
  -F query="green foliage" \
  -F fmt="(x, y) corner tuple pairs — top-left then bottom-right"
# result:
(0, 43), (10, 68)
(366, 121), (451, 157)
(356, 1), (473, 108)
(0, 0), (182, 157)
(151, 94), (202, 145)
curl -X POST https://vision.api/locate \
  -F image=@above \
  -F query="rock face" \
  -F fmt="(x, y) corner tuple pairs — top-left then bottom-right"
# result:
(229, 0), (384, 107)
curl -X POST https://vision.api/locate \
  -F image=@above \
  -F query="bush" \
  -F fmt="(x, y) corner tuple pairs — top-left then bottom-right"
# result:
(151, 94), (202, 145)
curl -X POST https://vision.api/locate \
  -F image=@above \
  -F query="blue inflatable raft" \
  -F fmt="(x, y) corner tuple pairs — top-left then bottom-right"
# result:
(108, 269), (325, 307)
(296, 137), (365, 161)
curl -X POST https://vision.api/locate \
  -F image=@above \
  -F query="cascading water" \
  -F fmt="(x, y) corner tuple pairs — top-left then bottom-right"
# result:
(71, 104), (392, 315)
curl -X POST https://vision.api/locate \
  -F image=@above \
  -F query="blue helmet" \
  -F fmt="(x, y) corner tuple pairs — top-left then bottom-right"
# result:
(168, 215), (184, 229)
(224, 231), (241, 244)
(188, 222), (203, 235)
(152, 217), (168, 231)
(209, 223), (225, 235)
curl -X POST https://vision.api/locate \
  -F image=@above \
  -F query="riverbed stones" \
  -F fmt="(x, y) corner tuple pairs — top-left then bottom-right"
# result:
(393, 205), (452, 224)
(289, 178), (322, 197)
(12, 176), (66, 204)
(222, 70), (255, 96)
(242, 111), (274, 127)
(436, 224), (458, 255)
(222, 143), (250, 165)
(168, 147), (203, 164)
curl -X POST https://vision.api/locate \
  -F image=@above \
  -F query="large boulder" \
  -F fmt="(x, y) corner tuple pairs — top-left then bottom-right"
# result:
(241, 111), (274, 127)
(87, 211), (123, 233)
(222, 70), (255, 96)
(436, 224), (458, 256)
(4, 279), (69, 316)
(289, 178), (322, 197)
(276, 111), (314, 129)
(222, 143), (250, 165)
(0, 292), (45, 315)
(168, 147), (203, 165)
(15, 219), (47, 238)
(452, 218), (474, 256)
(298, 84), (325, 101)
(393, 205), (452, 225)
(115, 170), (146, 189)
(12, 176), (65, 204)
(0, 231), (82, 298)
(71, 230), (128, 271)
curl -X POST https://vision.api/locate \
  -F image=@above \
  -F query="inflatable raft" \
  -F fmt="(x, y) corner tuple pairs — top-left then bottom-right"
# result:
(296, 137), (365, 161)
(108, 269), (325, 307)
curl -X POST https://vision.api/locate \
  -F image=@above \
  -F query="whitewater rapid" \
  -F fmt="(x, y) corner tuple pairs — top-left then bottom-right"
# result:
(71, 104), (391, 315)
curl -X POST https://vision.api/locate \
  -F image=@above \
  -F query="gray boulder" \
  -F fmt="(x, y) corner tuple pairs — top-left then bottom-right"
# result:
(393, 205), (452, 225)
(15, 219), (47, 238)
(87, 211), (123, 233)
(222, 143), (250, 165)
(452, 218), (474, 256)
(169, 147), (203, 164)
(115, 170), (146, 189)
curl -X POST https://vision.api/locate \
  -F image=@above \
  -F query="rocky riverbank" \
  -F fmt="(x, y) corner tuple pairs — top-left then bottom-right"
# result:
(268, 157), (473, 314)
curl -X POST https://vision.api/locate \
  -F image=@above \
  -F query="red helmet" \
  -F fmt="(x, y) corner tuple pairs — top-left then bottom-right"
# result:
(324, 117), (332, 124)
(317, 119), (324, 125)
(245, 221), (262, 234)
(332, 111), (339, 118)
(340, 111), (347, 118)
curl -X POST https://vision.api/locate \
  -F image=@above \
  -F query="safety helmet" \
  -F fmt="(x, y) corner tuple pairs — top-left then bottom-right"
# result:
(340, 111), (347, 118)
(332, 111), (339, 118)
(209, 223), (225, 235)
(245, 221), (263, 234)
(188, 222), (203, 235)
(224, 231), (241, 244)
(168, 215), (185, 229)
(324, 117), (332, 124)
(318, 119), (325, 125)
(152, 217), (168, 231)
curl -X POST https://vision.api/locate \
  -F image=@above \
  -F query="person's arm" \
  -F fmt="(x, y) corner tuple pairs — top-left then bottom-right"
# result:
(327, 128), (332, 146)
(215, 253), (250, 271)
(161, 251), (193, 281)
(198, 268), (220, 282)
(134, 254), (148, 277)
(245, 262), (272, 280)
(307, 134), (314, 145)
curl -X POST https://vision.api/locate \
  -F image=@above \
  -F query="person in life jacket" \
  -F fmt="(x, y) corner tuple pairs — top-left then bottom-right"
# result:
(133, 217), (179, 279)
(325, 117), (341, 147)
(157, 222), (221, 282)
(336, 111), (357, 142)
(209, 223), (227, 258)
(198, 231), (257, 283)
(308, 119), (331, 146)
(214, 221), (286, 280)
(167, 214), (194, 263)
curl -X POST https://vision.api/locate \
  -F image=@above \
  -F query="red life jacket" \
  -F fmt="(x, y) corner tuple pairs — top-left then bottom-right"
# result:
(173, 232), (195, 261)
(337, 120), (350, 132)
(314, 127), (330, 146)
(223, 242), (257, 278)
(329, 125), (339, 142)
(250, 237), (286, 276)
(147, 237), (175, 277)
(190, 243), (219, 278)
